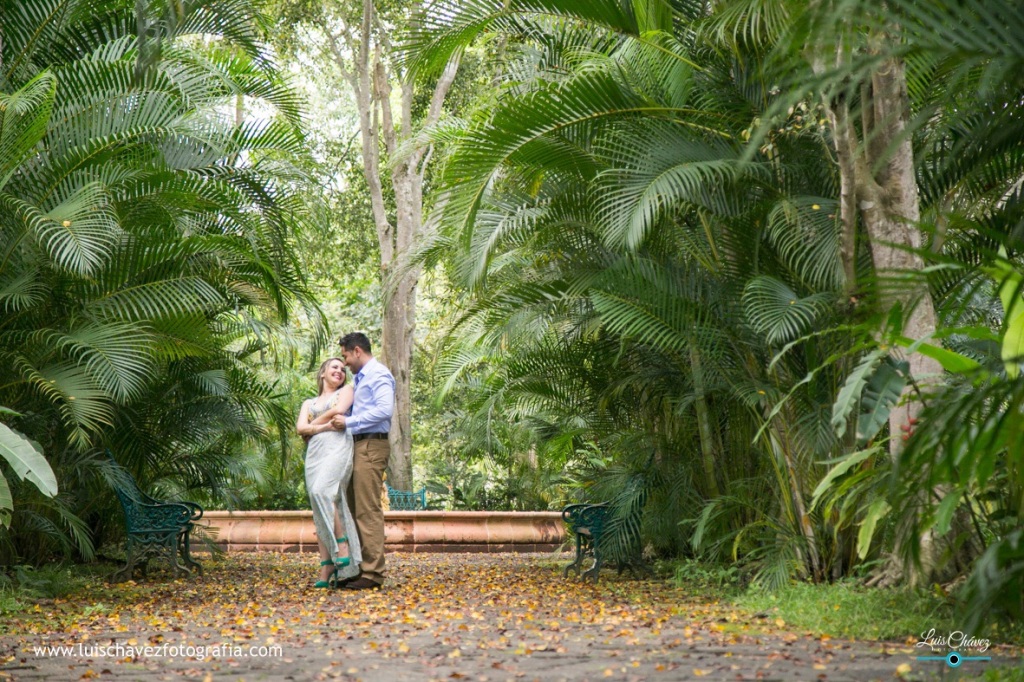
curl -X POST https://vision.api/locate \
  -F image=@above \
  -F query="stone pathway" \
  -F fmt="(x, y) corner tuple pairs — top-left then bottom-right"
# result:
(0, 553), (1019, 681)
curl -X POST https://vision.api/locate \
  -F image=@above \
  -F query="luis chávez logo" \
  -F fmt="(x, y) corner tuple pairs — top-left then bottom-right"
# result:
(915, 629), (992, 668)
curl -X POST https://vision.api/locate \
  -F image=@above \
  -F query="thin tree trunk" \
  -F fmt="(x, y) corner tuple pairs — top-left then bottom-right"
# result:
(380, 243), (419, 490)
(689, 344), (721, 498)
(771, 422), (822, 582)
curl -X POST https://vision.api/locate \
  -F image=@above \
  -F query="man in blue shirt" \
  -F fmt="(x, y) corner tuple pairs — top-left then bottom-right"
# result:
(332, 332), (395, 590)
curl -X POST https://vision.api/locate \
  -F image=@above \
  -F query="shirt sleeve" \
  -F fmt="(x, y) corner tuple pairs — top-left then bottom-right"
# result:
(346, 370), (395, 432)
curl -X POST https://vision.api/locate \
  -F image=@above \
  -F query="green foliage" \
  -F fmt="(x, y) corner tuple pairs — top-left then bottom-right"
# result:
(669, 558), (744, 601)
(0, 419), (58, 526)
(0, 0), (322, 562)
(735, 581), (955, 642)
(743, 276), (834, 346)
(8, 564), (79, 600)
(830, 352), (908, 446)
(988, 256), (1024, 378)
(855, 359), (908, 446)
(410, 0), (859, 583)
(408, 1), (1024, 639)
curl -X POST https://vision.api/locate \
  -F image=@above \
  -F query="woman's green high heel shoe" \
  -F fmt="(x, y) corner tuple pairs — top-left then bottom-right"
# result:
(314, 559), (335, 588)
(334, 537), (351, 568)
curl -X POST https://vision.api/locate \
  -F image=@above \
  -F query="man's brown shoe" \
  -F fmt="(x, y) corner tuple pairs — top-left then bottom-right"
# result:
(344, 577), (381, 591)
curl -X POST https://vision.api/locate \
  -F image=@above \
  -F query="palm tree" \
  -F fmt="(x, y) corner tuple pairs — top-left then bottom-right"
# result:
(0, 0), (322, 562)
(804, 0), (1024, 618)
(407, 0), (868, 584)
(411, 0), (1024, 605)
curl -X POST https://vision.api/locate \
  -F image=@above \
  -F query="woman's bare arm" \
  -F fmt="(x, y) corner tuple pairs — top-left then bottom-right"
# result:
(308, 385), (354, 426)
(296, 399), (337, 437)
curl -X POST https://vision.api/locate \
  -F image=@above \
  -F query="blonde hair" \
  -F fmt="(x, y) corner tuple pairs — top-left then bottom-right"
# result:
(316, 357), (346, 395)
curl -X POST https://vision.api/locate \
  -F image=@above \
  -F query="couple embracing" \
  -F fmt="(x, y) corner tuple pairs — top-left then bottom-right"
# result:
(295, 332), (394, 591)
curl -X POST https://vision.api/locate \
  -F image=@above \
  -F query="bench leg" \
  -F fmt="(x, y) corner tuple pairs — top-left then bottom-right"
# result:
(111, 538), (142, 583)
(581, 552), (602, 583)
(564, 533), (585, 577)
(179, 528), (203, 577)
(163, 536), (190, 578)
(111, 556), (136, 583)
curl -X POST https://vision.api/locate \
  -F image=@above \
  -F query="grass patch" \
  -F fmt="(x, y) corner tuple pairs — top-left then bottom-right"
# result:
(976, 667), (1024, 682)
(0, 560), (132, 624)
(734, 580), (952, 641)
(666, 558), (744, 601)
(734, 580), (1024, 649)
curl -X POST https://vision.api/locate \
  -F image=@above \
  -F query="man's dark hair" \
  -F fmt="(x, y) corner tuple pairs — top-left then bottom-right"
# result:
(339, 332), (372, 354)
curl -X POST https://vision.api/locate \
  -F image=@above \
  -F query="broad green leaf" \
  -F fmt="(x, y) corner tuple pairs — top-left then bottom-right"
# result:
(810, 447), (879, 512)
(916, 342), (983, 374)
(857, 498), (891, 560)
(931, 325), (999, 343)
(0, 474), (11, 528)
(0, 423), (57, 497)
(933, 489), (964, 536)
(895, 336), (982, 374)
(856, 359), (907, 446)
(982, 257), (1024, 377)
(1002, 308), (1024, 378)
(831, 349), (886, 439)
(983, 256), (1021, 319)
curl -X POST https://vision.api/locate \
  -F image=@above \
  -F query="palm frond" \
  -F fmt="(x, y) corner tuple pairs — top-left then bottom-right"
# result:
(405, 0), (640, 77)
(742, 275), (834, 346)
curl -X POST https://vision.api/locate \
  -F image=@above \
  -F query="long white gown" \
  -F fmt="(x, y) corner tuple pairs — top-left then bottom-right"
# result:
(304, 391), (362, 581)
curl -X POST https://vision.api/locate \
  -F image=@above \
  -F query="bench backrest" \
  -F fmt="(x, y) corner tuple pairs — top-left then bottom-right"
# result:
(106, 453), (201, 531)
(563, 502), (612, 545)
(387, 484), (427, 511)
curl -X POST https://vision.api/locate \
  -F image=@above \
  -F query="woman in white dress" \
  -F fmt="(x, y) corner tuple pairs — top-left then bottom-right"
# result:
(295, 358), (363, 587)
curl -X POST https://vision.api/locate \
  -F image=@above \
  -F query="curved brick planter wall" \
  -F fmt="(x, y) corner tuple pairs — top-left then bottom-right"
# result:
(195, 510), (565, 553)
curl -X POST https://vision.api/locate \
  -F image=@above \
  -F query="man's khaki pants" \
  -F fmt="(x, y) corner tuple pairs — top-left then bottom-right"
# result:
(348, 437), (389, 584)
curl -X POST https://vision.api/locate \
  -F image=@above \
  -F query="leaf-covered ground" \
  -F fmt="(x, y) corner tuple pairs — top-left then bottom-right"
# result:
(0, 553), (1019, 681)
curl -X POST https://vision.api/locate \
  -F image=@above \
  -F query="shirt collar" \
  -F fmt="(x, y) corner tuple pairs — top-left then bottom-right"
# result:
(355, 358), (377, 383)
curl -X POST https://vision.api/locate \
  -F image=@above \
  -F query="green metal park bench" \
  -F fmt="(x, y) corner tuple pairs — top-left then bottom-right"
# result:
(562, 502), (648, 583)
(562, 502), (611, 582)
(387, 484), (427, 511)
(108, 456), (204, 582)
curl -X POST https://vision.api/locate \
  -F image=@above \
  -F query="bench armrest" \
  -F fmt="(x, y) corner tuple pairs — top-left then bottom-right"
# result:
(138, 493), (203, 521)
(577, 503), (610, 532)
(177, 500), (203, 521)
(561, 503), (590, 526)
(562, 502), (609, 529)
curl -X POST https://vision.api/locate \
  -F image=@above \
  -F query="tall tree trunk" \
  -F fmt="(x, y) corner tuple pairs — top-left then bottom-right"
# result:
(815, 24), (943, 583)
(325, 2), (460, 490)
(862, 52), (942, 449)
(815, 37), (942, 457)
(380, 193), (420, 489)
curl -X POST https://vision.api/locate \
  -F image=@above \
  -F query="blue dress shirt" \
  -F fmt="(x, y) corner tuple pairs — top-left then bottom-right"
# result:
(346, 357), (395, 435)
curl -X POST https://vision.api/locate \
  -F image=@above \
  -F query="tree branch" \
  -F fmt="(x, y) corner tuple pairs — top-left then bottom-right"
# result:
(325, 30), (358, 93)
(409, 55), (461, 172)
(374, 44), (399, 159)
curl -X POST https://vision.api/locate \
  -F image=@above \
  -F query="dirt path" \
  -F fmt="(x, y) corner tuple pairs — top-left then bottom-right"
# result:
(0, 553), (1018, 681)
